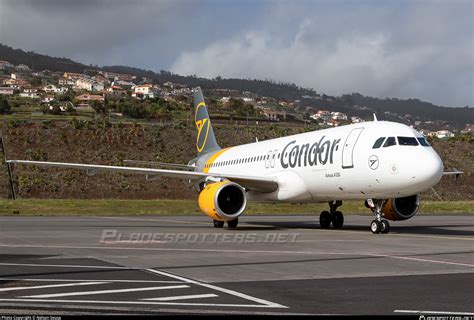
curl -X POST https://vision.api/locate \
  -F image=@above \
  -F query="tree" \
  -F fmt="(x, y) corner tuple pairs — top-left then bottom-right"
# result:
(0, 96), (11, 114)
(91, 100), (107, 114)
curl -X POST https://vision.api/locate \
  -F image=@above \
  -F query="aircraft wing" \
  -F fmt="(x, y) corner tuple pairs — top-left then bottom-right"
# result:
(443, 171), (463, 175)
(7, 160), (278, 193)
(443, 170), (463, 179)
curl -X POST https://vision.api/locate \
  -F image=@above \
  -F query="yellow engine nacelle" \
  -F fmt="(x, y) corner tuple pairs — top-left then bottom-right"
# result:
(198, 180), (247, 221)
(382, 194), (420, 221)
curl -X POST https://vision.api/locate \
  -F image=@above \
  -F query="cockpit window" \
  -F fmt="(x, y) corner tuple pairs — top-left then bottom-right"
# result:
(383, 137), (396, 147)
(398, 136), (419, 146)
(372, 137), (385, 149)
(417, 137), (430, 147)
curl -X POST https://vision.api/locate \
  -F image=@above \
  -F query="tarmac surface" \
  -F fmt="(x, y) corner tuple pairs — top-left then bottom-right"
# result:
(0, 214), (472, 315)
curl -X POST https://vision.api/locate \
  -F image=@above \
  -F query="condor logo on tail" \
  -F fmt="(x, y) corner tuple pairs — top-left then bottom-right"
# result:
(195, 102), (210, 153)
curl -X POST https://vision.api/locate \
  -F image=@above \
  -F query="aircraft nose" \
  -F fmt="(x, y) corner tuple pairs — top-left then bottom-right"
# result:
(417, 151), (444, 186)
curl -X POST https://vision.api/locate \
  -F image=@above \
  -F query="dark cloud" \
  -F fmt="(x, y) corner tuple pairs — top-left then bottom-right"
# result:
(0, 0), (198, 67)
(171, 1), (474, 107)
(0, 0), (472, 107)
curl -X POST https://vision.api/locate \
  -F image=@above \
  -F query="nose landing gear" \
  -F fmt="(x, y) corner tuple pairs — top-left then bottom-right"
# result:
(367, 199), (390, 234)
(319, 200), (344, 229)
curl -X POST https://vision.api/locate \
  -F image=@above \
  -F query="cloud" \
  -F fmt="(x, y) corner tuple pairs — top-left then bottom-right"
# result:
(0, 0), (195, 67)
(0, 0), (472, 107)
(171, 1), (474, 107)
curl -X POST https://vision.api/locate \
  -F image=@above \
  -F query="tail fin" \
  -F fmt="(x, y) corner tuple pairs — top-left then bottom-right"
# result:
(193, 87), (220, 155)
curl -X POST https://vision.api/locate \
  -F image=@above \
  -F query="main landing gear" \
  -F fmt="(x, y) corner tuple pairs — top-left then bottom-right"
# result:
(319, 200), (344, 229)
(213, 218), (238, 228)
(366, 199), (390, 234)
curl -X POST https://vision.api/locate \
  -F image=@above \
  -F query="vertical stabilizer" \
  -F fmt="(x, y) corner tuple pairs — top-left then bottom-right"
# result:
(193, 87), (221, 155)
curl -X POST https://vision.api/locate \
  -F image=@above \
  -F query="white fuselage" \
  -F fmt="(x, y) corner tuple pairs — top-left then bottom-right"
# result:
(197, 121), (444, 202)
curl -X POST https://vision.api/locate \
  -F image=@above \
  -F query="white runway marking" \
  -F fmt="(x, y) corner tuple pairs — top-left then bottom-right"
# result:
(367, 253), (474, 268)
(0, 282), (107, 292)
(22, 284), (189, 299)
(96, 216), (210, 226)
(0, 298), (286, 308)
(395, 310), (474, 315)
(0, 262), (287, 309)
(143, 294), (218, 301)
(0, 278), (182, 284)
(0, 262), (136, 270)
(1, 245), (472, 268)
(145, 268), (288, 308)
(0, 250), (472, 269)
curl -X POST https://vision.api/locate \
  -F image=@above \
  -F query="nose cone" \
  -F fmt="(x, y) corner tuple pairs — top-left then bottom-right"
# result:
(416, 150), (444, 188)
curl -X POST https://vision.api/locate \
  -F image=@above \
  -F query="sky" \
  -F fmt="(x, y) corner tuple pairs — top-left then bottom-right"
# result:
(0, 0), (473, 107)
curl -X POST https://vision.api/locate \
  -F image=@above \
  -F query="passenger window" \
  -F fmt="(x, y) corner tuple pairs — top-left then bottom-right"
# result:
(383, 137), (396, 147)
(372, 137), (385, 149)
(417, 137), (430, 147)
(398, 137), (419, 146)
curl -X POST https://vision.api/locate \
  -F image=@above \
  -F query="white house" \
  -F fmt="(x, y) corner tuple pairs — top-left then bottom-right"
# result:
(261, 108), (286, 121)
(58, 78), (76, 86)
(43, 84), (68, 94)
(310, 110), (332, 121)
(0, 87), (14, 95)
(132, 84), (157, 99)
(76, 78), (104, 92)
(351, 116), (364, 123)
(435, 130), (455, 139)
(332, 112), (348, 121)
(19, 88), (40, 99)
(42, 96), (55, 104)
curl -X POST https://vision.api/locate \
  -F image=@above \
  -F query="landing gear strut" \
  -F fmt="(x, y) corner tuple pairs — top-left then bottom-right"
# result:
(319, 200), (344, 229)
(367, 199), (390, 234)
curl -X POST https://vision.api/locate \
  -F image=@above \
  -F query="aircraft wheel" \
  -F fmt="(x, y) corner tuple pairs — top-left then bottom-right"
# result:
(380, 220), (390, 234)
(227, 218), (238, 228)
(332, 211), (344, 229)
(319, 211), (331, 229)
(213, 220), (224, 228)
(370, 220), (381, 234)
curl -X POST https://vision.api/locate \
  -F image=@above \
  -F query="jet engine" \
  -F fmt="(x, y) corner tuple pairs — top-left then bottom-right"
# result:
(382, 194), (420, 221)
(198, 180), (247, 221)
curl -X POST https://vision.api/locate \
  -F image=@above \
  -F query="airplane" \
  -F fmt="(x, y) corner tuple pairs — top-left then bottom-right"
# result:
(6, 87), (461, 234)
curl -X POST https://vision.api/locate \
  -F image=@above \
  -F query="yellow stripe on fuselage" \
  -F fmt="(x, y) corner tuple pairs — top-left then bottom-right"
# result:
(203, 148), (230, 173)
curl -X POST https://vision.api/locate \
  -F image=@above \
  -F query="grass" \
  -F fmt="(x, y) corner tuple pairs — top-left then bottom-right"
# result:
(0, 199), (472, 216)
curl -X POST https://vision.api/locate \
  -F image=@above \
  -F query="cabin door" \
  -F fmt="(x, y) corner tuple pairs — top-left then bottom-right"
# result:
(342, 128), (364, 169)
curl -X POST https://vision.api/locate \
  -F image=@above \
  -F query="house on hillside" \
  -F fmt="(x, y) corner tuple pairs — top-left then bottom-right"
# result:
(58, 77), (76, 86)
(261, 108), (286, 121)
(331, 112), (348, 121)
(41, 95), (55, 104)
(43, 84), (68, 94)
(132, 84), (157, 99)
(310, 110), (332, 122)
(461, 124), (474, 135)
(75, 78), (104, 92)
(351, 116), (364, 123)
(19, 88), (40, 99)
(434, 130), (455, 139)
(75, 94), (104, 108)
(0, 87), (14, 95)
